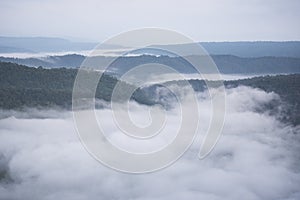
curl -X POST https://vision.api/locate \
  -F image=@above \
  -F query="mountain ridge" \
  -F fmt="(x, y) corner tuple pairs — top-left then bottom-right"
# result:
(1, 54), (299, 75)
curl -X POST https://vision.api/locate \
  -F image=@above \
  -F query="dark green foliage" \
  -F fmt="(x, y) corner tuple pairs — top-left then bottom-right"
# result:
(1, 61), (299, 125)
(0, 62), (133, 109)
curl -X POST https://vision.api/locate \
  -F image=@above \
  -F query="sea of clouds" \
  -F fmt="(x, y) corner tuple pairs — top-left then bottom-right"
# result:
(0, 86), (300, 200)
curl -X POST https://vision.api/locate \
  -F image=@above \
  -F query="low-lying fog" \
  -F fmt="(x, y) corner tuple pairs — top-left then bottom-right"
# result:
(128, 73), (266, 84)
(0, 86), (299, 200)
(0, 48), (128, 58)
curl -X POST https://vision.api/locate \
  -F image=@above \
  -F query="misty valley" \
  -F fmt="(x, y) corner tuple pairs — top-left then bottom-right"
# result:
(1, 0), (300, 198)
(0, 40), (300, 200)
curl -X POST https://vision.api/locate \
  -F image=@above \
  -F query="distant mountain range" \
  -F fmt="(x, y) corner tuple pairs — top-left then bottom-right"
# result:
(1, 37), (300, 58)
(1, 54), (300, 75)
(154, 41), (300, 58)
(0, 36), (119, 53)
(1, 37), (300, 75)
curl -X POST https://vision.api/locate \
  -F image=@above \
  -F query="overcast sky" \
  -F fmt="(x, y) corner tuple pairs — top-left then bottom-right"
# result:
(0, 0), (299, 42)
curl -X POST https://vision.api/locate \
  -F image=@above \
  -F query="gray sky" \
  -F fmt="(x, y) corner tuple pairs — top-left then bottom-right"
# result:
(0, 0), (299, 42)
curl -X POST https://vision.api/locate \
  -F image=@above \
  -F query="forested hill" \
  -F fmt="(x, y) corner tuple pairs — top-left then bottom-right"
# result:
(1, 61), (300, 125)
(0, 62), (134, 109)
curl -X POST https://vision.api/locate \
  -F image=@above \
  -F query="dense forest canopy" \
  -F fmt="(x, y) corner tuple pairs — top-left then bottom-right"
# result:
(0, 61), (299, 125)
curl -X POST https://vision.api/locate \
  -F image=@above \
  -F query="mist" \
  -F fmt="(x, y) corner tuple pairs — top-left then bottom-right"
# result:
(0, 86), (299, 200)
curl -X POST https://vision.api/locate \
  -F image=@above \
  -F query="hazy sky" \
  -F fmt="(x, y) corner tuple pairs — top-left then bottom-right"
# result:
(0, 0), (299, 42)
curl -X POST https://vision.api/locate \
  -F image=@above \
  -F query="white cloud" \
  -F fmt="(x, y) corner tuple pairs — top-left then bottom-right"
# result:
(0, 86), (299, 200)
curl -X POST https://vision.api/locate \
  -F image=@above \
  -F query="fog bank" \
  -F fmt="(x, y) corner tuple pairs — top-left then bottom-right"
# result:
(0, 86), (299, 200)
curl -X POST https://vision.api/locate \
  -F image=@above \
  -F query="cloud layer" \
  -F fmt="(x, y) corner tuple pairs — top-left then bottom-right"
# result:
(0, 86), (300, 200)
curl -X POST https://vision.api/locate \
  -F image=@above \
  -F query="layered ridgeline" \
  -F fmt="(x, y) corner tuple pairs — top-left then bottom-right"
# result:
(1, 61), (300, 125)
(1, 37), (300, 58)
(1, 40), (300, 75)
(0, 36), (97, 53)
(1, 54), (300, 75)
